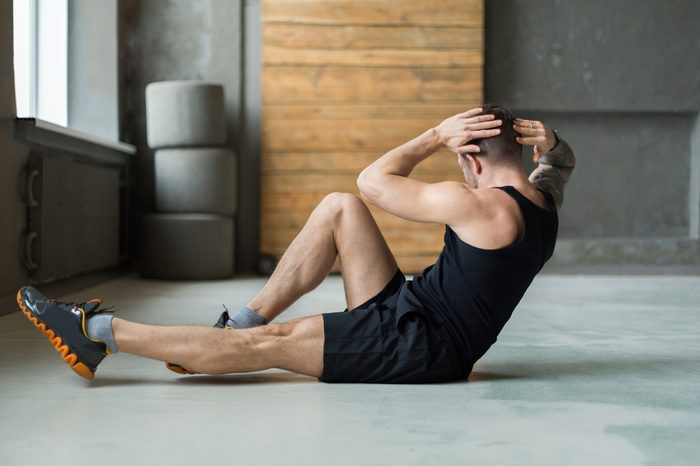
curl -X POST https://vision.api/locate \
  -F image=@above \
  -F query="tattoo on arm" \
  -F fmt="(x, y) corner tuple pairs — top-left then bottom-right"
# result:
(528, 139), (576, 210)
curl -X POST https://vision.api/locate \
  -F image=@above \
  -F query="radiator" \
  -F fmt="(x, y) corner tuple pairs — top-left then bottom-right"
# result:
(25, 155), (121, 283)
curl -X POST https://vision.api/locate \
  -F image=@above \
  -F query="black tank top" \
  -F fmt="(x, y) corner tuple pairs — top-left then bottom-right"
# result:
(397, 186), (558, 375)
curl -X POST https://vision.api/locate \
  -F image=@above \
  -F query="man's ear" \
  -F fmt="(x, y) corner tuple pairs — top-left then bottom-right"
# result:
(466, 153), (483, 175)
(457, 153), (467, 169)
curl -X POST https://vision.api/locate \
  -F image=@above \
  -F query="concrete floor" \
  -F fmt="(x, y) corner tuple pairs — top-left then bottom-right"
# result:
(0, 274), (699, 465)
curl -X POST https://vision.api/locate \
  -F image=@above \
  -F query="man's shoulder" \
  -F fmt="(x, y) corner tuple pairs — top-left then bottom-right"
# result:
(470, 187), (515, 214)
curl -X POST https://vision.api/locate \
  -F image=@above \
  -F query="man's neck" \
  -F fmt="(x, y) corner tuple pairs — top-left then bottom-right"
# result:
(476, 166), (530, 189)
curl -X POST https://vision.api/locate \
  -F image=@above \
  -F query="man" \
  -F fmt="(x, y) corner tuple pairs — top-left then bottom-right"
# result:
(18, 104), (575, 383)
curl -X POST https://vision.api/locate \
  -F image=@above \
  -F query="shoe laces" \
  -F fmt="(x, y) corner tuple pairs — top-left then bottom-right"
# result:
(50, 298), (117, 315)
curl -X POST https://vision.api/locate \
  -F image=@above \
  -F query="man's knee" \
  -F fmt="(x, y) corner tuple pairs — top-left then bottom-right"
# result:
(256, 317), (324, 372)
(264, 316), (321, 341)
(278, 316), (324, 373)
(319, 192), (365, 220)
(261, 320), (296, 338)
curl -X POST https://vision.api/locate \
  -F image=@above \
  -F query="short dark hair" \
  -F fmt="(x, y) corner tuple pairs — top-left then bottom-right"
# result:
(471, 103), (521, 165)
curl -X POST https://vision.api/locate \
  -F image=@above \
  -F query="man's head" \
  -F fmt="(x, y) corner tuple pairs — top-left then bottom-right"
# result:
(458, 104), (522, 187)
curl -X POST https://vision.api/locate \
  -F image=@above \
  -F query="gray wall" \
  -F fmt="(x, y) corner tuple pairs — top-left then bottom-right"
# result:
(486, 0), (700, 265)
(120, 0), (260, 273)
(68, 0), (119, 141)
(0, 0), (31, 308)
(120, 0), (700, 269)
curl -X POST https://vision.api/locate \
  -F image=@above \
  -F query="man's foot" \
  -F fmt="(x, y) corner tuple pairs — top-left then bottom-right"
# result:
(165, 309), (233, 375)
(16, 286), (113, 379)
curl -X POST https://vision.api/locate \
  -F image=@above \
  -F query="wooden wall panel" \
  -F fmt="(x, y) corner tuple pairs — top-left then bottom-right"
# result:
(263, 67), (482, 102)
(263, 24), (482, 49)
(263, 0), (483, 26)
(261, 0), (484, 273)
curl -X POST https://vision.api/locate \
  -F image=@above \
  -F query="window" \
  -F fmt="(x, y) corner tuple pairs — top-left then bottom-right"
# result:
(14, 0), (68, 126)
(13, 0), (119, 143)
(13, 0), (36, 119)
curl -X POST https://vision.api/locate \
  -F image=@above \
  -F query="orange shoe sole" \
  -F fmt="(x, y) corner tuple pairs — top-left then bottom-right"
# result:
(165, 362), (197, 375)
(16, 290), (95, 380)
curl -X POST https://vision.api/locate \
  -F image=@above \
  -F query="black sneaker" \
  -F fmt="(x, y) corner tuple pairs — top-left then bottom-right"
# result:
(165, 308), (233, 375)
(17, 286), (113, 380)
(213, 308), (232, 329)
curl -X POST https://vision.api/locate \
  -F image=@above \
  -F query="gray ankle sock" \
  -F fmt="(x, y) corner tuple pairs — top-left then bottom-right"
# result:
(86, 314), (119, 353)
(227, 307), (267, 329)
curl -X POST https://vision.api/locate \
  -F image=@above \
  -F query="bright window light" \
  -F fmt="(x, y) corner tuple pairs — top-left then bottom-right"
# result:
(36, 0), (68, 126)
(13, 0), (68, 126)
(13, 0), (34, 117)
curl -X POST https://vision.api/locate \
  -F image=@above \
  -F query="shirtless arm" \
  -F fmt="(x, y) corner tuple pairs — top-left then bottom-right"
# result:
(514, 119), (576, 210)
(357, 108), (501, 224)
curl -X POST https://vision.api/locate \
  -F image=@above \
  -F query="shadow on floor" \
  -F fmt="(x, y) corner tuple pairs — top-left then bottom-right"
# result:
(87, 371), (316, 388)
(86, 355), (697, 388)
(470, 355), (700, 382)
(175, 372), (318, 385)
(468, 372), (527, 382)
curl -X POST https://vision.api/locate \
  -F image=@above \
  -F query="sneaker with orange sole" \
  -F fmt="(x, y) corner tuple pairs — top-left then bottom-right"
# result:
(17, 286), (113, 380)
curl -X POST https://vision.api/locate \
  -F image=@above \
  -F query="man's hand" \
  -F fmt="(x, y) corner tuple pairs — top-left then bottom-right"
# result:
(435, 107), (502, 155)
(513, 118), (558, 163)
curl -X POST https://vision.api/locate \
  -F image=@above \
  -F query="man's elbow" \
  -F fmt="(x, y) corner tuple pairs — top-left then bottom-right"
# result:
(357, 171), (380, 203)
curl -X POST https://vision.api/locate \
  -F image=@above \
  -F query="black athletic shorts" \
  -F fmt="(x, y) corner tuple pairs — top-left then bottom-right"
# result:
(319, 269), (466, 384)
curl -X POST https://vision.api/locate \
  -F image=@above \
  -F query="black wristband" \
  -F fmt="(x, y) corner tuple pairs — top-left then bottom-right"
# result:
(550, 129), (561, 152)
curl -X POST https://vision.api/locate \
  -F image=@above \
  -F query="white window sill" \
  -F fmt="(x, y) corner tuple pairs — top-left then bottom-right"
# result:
(15, 118), (135, 165)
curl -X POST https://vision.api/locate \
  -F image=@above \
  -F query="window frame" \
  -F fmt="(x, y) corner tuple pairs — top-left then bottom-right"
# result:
(14, 0), (127, 150)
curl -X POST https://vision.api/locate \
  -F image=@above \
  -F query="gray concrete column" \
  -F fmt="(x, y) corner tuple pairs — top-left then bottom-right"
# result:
(155, 148), (237, 214)
(146, 81), (227, 148)
(690, 114), (700, 239)
(141, 214), (233, 279)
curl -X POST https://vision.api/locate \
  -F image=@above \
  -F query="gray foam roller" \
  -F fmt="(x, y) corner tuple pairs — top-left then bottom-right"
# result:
(146, 81), (227, 148)
(155, 148), (236, 214)
(141, 214), (233, 279)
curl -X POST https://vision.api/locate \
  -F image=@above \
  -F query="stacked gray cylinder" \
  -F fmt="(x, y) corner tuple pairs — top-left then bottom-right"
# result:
(142, 81), (235, 279)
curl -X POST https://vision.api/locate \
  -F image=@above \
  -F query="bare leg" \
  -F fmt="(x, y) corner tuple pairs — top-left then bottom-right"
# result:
(113, 315), (324, 377)
(250, 192), (399, 322)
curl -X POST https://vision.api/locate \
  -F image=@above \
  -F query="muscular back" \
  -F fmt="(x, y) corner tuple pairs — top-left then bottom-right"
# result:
(449, 139), (575, 251)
